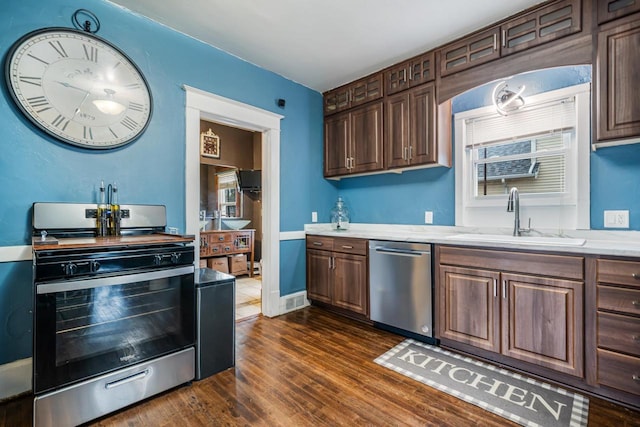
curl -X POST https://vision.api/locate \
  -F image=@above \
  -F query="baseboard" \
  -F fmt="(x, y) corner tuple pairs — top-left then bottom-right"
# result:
(279, 290), (310, 314)
(0, 358), (32, 401)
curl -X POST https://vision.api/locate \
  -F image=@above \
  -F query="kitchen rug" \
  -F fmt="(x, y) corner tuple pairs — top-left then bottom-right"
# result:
(374, 339), (588, 427)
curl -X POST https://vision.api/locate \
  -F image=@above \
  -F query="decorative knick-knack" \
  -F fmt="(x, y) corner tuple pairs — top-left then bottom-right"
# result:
(330, 197), (350, 231)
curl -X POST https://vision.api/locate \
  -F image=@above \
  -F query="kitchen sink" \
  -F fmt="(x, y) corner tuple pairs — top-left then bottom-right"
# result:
(446, 233), (586, 247)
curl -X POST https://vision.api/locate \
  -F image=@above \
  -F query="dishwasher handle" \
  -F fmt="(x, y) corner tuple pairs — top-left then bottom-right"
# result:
(373, 247), (430, 257)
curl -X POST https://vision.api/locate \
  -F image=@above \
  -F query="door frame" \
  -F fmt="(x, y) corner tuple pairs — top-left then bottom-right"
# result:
(184, 85), (283, 317)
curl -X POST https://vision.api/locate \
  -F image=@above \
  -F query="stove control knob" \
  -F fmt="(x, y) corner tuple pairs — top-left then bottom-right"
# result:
(64, 263), (77, 276)
(90, 260), (101, 273)
(154, 254), (163, 265)
(171, 253), (181, 264)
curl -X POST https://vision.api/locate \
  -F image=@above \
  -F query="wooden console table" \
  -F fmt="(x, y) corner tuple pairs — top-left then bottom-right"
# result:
(199, 229), (255, 277)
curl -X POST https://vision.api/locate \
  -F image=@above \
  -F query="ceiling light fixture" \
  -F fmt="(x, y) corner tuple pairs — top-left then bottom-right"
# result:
(492, 81), (526, 116)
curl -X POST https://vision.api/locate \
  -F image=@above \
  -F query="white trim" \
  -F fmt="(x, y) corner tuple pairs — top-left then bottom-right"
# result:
(184, 85), (283, 317)
(280, 231), (306, 241)
(0, 246), (32, 263)
(0, 358), (32, 400)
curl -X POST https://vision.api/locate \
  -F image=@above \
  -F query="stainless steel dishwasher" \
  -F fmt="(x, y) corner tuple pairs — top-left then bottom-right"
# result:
(369, 240), (434, 342)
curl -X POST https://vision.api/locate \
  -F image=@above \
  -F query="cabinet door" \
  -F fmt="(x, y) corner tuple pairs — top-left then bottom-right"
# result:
(350, 102), (384, 174)
(333, 252), (368, 315)
(501, 0), (581, 56)
(350, 74), (384, 108)
(384, 92), (410, 169)
(409, 83), (436, 165)
(501, 273), (584, 377)
(440, 27), (500, 76)
(408, 51), (435, 88)
(438, 265), (501, 353)
(385, 62), (410, 96)
(324, 112), (350, 177)
(306, 249), (333, 304)
(597, 16), (640, 141)
(598, 0), (640, 24)
(324, 86), (350, 115)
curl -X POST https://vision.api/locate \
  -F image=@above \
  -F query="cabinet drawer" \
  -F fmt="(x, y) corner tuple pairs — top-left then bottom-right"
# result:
(597, 348), (640, 395)
(207, 257), (229, 274)
(598, 0), (640, 24)
(439, 246), (584, 280)
(598, 259), (640, 287)
(306, 235), (334, 251)
(332, 238), (367, 255)
(598, 312), (640, 357)
(598, 285), (640, 316)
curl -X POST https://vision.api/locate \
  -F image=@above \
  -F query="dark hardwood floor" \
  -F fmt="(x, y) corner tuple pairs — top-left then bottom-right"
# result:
(2, 307), (639, 426)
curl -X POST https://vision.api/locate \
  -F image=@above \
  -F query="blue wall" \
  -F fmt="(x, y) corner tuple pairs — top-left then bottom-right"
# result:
(339, 66), (640, 231)
(0, 0), (334, 365)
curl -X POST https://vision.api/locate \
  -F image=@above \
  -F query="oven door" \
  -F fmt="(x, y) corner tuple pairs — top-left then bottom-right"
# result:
(34, 266), (195, 394)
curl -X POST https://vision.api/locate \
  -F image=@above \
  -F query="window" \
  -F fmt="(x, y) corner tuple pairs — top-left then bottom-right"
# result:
(454, 82), (590, 230)
(217, 170), (239, 218)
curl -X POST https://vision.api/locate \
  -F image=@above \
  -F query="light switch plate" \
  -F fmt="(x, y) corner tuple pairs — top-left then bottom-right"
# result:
(311, 212), (318, 223)
(604, 210), (629, 228)
(424, 211), (433, 224)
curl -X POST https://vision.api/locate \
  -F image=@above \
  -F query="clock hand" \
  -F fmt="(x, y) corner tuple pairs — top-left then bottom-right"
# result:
(56, 81), (88, 93)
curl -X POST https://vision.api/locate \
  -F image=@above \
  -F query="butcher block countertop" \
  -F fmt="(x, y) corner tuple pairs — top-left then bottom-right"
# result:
(32, 233), (195, 251)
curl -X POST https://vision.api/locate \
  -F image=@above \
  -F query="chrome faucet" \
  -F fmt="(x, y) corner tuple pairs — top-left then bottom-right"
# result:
(507, 187), (530, 236)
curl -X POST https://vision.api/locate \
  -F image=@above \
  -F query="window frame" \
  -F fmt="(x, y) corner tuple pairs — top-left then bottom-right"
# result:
(454, 82), (591, 230)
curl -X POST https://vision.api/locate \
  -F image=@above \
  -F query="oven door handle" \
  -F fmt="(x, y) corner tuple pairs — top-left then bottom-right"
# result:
(105, 369), (150, 390)
(36, 265), (195, 294)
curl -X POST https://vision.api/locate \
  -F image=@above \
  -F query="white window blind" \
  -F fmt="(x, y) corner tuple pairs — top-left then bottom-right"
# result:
(217, 170), (237, 190)
(464, 97), (576, 148)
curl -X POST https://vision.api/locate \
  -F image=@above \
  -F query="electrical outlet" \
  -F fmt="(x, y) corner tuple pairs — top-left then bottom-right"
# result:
(311, 212), (318, 223)
(424, 211), (433, 224)
(604, 210), (629, 228)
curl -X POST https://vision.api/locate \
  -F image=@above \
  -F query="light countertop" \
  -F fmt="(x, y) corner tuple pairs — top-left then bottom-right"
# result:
(304, 224), (640, 258)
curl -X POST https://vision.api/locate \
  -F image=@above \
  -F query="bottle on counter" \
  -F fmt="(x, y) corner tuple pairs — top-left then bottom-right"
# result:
(330, 197), (350, 231)
(97, 180), (108, 237)
(109, 182), (121, 236)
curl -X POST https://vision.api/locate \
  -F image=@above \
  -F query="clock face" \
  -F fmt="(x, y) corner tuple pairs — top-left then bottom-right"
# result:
(5, 28), (152, 149)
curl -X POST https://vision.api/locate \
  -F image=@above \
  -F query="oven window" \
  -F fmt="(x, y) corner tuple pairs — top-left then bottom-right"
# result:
(35, 272), (194, 393)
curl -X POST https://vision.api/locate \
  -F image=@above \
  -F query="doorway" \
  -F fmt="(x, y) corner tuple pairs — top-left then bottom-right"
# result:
(184, 85), (283, 317)
(199, 121), (263, 320)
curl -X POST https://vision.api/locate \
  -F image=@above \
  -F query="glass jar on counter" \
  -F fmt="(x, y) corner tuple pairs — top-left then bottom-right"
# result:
(330, 197), (350, 231)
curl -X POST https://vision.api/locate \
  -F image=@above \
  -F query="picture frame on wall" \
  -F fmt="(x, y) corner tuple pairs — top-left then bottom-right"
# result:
(201, 129), (220, 158)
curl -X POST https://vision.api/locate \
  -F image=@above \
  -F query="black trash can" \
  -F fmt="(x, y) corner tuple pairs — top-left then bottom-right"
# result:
(195, 268), (235, 380)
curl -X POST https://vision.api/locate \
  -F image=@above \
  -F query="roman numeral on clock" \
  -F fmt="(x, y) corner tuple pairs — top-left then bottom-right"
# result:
(27, 96), (51, 113)
(51, 114), (70, 131)
(121, 116), (138, 131)
(19, 76), (42, 86)
(84, 126), (94, 140)
(48, 41), (68, 58)
(83, 44), (98, 62)
(129, 102), (144, 112)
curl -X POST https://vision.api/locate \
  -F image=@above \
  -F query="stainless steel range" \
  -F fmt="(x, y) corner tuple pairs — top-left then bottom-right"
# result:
(31, 203), (196, 427)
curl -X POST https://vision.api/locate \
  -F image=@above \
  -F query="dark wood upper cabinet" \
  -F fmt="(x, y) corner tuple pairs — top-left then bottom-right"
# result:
(596, 13), (640, 142)
(440, 27), (500, 76)
(440, 0), (581, 76)
(598, 0), (640, 24)
(385, 83), (445, 169)
(324, 73), (383, 115)
(324, 102), (384, 178)
(501, 0), (581, 55)
(385, 51), (435, 95)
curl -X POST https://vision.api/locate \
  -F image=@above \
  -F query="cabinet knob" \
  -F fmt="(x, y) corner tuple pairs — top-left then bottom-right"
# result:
(633, 273), (640, 280)
(632, 301), (640, 307)
(632, 335), (640, 341)
(313, 242), (323, 246)
(633, 375), (640, 382)
(342, 245), (353, 249)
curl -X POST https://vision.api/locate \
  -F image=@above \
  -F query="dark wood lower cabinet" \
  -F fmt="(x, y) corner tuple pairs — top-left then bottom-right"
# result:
(439, 261), (584, 377)
(306, 235), (369, 318)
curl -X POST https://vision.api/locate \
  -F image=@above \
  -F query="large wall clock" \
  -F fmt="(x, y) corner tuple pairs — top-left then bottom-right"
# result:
(5, 27), (153, 149)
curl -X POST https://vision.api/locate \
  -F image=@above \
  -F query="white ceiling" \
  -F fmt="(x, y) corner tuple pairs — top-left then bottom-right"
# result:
(108, 0), (545, 93)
